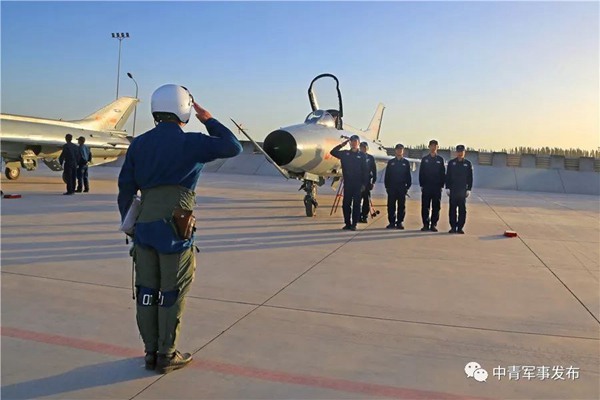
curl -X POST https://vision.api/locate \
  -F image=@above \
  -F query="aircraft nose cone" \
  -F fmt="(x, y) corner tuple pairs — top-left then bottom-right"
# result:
(263, 129), (297, 166)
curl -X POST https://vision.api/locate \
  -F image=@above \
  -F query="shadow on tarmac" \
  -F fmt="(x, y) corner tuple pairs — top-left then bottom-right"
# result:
(0, 358), (153, 399)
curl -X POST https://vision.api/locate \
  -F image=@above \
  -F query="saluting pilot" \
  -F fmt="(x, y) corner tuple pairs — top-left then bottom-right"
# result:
(118, 84), (242, 374)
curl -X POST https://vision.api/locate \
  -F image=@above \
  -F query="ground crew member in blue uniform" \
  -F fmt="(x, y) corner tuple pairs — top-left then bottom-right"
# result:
(118, 84), (242, 374)
(58, 133), (81, 195)
(330, 135), (369, 231)
(359, 141), (377, 223)
(76, 136), (92, 193)
(384, 144), (411, 229)
(446, 144), (473, 234)
(419, 139), (446, 232)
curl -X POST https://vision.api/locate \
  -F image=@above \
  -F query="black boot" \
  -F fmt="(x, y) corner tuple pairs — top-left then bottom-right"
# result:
(145, 351), (157, 370)
(156, 350), (193, 374)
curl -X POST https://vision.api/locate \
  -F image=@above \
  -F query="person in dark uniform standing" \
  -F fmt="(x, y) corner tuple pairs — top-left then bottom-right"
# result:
(118, 84), (242, 374)
(384, 144), (411, 229)
(330, 135), (369, 231)
(418, 139), (445, 232)
(76, 136), (92, 193)
(359, 141), (377, 223)
(446, 144), (473, 234)
(58, 134), (81, 195)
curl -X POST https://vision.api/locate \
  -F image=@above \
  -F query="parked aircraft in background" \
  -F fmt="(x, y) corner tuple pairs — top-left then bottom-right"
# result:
(0, 97), (138, 180)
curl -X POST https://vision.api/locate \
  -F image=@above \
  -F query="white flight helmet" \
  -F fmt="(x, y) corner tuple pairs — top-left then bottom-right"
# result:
(151, 84), (193, 124)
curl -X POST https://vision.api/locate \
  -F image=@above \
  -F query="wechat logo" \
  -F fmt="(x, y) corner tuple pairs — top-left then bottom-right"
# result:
(465, 361), (488, 383)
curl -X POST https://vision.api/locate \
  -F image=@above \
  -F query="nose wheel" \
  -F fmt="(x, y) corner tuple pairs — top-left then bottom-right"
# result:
(4, 165), (21, 180)
(300, 180), (318, 217)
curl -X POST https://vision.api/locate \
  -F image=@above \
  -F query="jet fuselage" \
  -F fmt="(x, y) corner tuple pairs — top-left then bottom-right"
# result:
(263, 122), (389, 178)
(1, 115), (129, 163)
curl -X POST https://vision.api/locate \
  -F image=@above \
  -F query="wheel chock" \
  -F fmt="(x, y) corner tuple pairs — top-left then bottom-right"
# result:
(3, 193), (22, 199)
(504, 230), (518, 238)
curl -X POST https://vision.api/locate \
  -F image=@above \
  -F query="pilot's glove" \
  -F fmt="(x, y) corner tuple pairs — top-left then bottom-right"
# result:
(446, 189), (451, 196)
(369, 183), (374, 191)
(360, 185), (366, 193)
(466, 190), (471, 198)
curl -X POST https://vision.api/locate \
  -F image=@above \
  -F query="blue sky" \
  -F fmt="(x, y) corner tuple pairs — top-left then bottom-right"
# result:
(2, 1), (598, 150)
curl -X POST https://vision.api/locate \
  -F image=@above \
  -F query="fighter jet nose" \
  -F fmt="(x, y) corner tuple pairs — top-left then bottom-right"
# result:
(264, 129), (297, 166)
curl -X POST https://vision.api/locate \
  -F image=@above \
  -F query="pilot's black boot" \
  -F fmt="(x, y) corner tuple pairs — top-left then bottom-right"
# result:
(145, 351), (157, 370)
(156, 350), (193, 374)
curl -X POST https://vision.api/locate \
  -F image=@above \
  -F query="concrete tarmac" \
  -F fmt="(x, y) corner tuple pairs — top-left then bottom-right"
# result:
(1, 167), (599, 400)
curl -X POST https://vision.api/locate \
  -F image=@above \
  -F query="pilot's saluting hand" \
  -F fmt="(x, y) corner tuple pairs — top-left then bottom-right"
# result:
(193, 102), (212, 124)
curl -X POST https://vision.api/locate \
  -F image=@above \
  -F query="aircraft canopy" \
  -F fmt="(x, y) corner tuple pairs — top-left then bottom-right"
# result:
(304, 109), (336, 128)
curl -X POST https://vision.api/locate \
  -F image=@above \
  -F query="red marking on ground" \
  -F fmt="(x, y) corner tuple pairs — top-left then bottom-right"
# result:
(2, 327), (139, 358)
(1, 327), (491, 400)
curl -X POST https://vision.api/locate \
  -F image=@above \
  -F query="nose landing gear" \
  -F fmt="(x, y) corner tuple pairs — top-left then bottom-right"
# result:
(300, 180), (318, 217)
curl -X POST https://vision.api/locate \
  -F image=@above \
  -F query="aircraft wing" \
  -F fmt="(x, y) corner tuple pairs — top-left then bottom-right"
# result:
(0, 134), (129, 150)
(102, 142), (130, 150)
(230, 118), (289, 179)
(0, 134), (67, 147)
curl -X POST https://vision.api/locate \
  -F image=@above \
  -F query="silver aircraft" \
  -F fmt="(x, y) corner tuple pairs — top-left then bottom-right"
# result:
(0, 97), (138, 180)
(233, 73), (419, 217)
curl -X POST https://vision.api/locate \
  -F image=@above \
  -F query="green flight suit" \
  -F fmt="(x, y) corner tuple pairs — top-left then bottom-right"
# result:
(132, 185), (196, 355)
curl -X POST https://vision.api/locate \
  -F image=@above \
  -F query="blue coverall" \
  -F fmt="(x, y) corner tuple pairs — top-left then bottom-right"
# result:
(330, 144), (369, 227)
(445, 157), (473, 231)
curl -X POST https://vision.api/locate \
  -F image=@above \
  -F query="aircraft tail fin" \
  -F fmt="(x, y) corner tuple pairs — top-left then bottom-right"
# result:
(72, 97), (139, 131)
(364, 103), (385, 141)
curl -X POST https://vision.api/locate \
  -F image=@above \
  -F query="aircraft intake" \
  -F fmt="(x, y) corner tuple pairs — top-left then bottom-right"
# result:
(263, 130), (297, 166)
